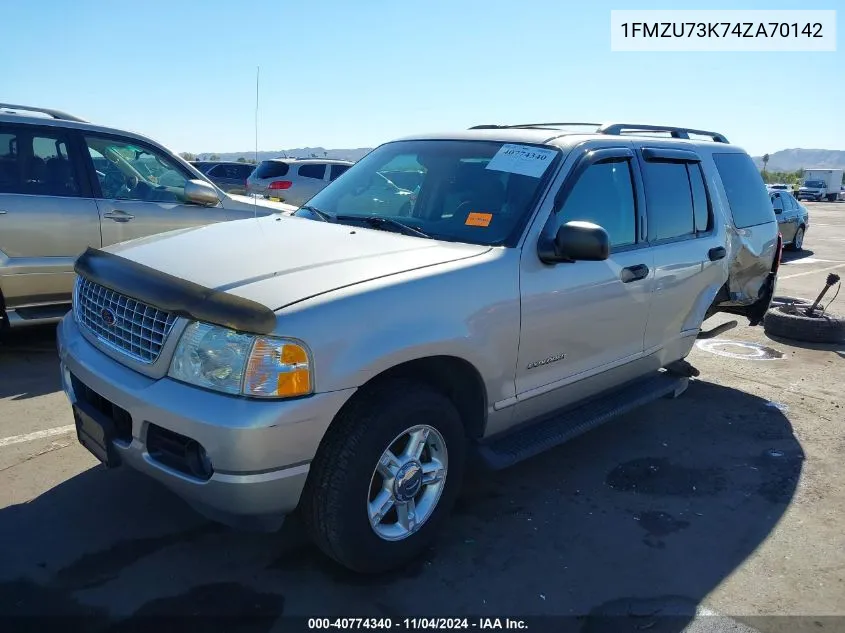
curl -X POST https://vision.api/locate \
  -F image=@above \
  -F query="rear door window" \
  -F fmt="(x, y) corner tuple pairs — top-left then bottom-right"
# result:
(298, 164), (327, 180)
(712, 152), (775, 228)
(641, 161), (695, 241)
(0, 126), (81, 197)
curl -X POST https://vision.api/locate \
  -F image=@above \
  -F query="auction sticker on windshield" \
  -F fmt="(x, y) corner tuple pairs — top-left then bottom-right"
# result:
(486, 144), (557, 178)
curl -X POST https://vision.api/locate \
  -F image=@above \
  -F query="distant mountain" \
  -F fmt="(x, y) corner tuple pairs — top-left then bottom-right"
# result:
(195, 147), (373, 163)
(752, 149), (845, 172)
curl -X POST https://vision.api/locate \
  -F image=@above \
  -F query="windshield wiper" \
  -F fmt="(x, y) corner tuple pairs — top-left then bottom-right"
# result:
(335, 215), (430, 239)
(298, 205), (334, 222)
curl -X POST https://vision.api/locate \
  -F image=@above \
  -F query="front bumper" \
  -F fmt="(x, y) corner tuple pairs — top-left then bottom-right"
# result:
(57, 314), (355, 530)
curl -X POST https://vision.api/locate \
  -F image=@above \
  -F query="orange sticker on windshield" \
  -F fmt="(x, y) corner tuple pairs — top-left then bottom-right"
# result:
(465, 212), (492, 227)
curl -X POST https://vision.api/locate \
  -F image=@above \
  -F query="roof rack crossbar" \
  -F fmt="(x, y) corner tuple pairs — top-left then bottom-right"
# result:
(598, 123), (728, 143)
(0, 103), (87, 123)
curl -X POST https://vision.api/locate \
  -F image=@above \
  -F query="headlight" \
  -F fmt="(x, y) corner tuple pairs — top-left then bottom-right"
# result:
(168, 322), (312, 398)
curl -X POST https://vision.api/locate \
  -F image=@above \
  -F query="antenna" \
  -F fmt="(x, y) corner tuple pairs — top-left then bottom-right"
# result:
(255, 66), (260, 166)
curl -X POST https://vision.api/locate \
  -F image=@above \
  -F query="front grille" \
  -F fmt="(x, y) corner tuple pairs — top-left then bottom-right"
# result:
(74, 277), (177, 364)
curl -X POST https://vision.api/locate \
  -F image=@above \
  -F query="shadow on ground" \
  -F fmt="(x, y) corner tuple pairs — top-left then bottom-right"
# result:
(0, 381), (802, 632)
(0, 324), (61, 400)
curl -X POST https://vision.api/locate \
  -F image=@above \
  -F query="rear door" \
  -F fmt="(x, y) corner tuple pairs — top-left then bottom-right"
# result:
(81, 134), (240, 246)
(0, 123), (100, 310)
(635, 146), (725, 357)
(292, 163), (329, 204)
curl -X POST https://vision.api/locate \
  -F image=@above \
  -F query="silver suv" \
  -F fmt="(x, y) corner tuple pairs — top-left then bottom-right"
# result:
(246, 158), (354, 206)
(57, 122), (780, 573)
(0, 103), (295, 329)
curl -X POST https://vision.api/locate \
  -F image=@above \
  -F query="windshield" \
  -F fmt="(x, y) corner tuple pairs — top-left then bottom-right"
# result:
(803, 180), (825, 188)
(293, 140), (560, 246)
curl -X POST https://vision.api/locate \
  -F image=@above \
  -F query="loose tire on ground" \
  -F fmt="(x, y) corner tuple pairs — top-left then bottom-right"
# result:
(763, 305), (845, 344)
(301, 379), (466, 573)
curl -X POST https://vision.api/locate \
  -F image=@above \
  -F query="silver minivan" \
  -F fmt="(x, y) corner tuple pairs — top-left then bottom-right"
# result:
(246, 158), (353, 206)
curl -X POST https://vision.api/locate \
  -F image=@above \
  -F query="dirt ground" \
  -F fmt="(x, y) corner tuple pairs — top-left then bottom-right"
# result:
(1, 202), (844, 632)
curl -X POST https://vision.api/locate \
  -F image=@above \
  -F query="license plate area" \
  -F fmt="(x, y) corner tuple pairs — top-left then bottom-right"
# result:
(74, 403), (122, 468)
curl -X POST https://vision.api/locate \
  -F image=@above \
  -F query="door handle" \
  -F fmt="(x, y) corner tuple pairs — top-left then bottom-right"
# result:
(708, 246), (727, 261)
(103, 211), (135, 222)
(620, 264), (649, 283)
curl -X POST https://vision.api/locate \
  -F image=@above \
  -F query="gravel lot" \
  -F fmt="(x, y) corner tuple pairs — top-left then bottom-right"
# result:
(1, 202), (844, 632)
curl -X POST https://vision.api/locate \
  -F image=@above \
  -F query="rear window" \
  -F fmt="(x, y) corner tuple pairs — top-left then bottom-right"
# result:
(712, 153), (776, 229)
(255, 160), (290, 179)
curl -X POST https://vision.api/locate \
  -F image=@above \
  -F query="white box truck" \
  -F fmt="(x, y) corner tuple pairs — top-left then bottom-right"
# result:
(798, 168), (844, 202)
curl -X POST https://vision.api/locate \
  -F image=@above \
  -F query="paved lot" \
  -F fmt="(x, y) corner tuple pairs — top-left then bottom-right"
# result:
(1, 202), (844, 632)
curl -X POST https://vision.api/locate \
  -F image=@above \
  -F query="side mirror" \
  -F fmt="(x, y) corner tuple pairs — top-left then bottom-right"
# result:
(184, 179), (220, 206)
(538, 220), (610, 264)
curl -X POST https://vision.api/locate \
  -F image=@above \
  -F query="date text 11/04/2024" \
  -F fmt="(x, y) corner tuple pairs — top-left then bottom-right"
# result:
(307, 618), (529, 630)
(619, 22), (824, 38)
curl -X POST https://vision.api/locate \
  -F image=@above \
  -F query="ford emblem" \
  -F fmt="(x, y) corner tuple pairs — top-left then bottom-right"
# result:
(100, 308), (116, 327)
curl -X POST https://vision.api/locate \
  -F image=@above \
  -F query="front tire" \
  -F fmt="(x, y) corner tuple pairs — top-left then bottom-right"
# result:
(301, 380), (466, 573)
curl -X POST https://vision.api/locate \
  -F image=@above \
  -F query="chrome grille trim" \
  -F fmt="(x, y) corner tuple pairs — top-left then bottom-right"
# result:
(73, 277), (177, 364)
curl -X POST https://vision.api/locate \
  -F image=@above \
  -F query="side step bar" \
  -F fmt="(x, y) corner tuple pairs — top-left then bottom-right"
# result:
(476, 372), (689, 470)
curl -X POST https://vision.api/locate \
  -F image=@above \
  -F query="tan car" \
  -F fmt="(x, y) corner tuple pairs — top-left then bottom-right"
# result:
(0, 103), (296, 330)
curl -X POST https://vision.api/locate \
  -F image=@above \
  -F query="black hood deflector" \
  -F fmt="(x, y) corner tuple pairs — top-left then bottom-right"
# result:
(74, 248), (277, 334)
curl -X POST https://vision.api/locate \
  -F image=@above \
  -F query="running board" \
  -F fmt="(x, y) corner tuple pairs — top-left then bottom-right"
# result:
(697, 320), (738, 339)
(477, 372), (688, 470)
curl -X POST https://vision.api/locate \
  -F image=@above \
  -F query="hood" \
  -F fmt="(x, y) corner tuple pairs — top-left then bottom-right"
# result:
(104, 215), (490, 310)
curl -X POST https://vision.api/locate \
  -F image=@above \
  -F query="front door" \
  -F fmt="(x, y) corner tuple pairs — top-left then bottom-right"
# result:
(82, 134), (233, 246)
(0, 124), (100, 311)
(515, 145), (654, 420)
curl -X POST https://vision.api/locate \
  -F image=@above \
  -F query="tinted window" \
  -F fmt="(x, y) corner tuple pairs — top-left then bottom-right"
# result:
(0, 128), (80, 197)
(771, 193), (785, 214)
(558, 159), (637, 247)
(330, 164), (350, 180)
(642, 161), (694, 241)
(235, 164), (254, 178)
(713, 153), (776, 228)
(298, 164), (325, 180)
(688, 163), (711, 232)
(254, 161), (289, 179)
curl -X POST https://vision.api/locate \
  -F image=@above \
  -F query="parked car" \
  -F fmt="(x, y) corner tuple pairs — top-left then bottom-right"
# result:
(246, 158), (354, 206)
(57, 122), (779, 573)
(840, 186), (845, 201)
(767, 183), (789, 191)
(770, 189), (809, 251)
(190, 161), (255, 194)
(0, 103), (295, 329)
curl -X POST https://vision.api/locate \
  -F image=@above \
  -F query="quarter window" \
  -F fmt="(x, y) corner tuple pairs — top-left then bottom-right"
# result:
(712, 152), (775, 228)
(330, 164), (350, 180)
(558, 159), (637, 247)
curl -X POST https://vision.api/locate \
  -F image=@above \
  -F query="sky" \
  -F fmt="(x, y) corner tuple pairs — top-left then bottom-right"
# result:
(1, 0), (842, 157)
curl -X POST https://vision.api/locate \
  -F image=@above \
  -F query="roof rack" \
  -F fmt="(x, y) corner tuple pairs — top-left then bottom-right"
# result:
(468, 121), (728, 143)
(0, 103), (87, 123)
(598, 123), (728, 143)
